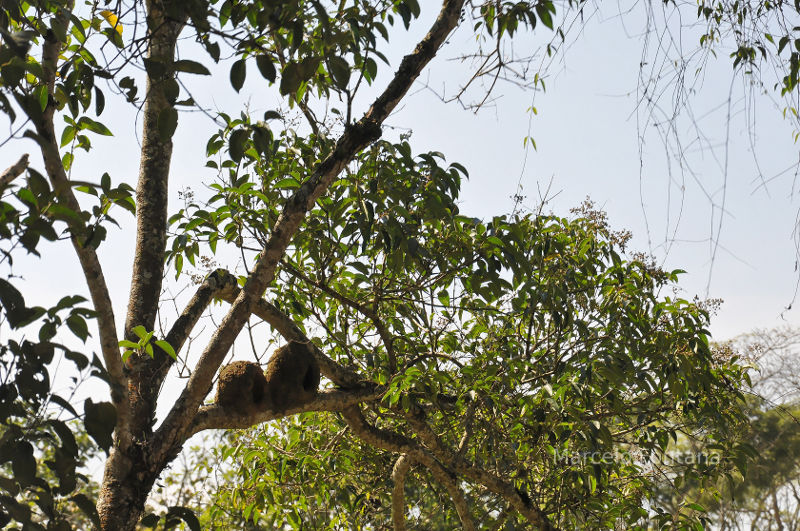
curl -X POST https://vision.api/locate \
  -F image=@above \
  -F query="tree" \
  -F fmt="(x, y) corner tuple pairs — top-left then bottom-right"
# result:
(0, 0), (786, 529)
(657, 328), (800, 530)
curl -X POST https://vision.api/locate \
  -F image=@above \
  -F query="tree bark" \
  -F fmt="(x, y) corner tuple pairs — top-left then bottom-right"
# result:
(124, 1), (184, 339)
(97, 453), (162, 531)
(96, 2), (185, 528)
(392, 454), (411, 531)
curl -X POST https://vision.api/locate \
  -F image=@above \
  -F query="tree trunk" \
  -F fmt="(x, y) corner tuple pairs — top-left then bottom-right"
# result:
(97, 449), (161, 530)
(95, 1), (186, 527)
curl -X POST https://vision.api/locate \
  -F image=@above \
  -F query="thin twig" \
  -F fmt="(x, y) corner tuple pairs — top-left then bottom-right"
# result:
(0, 153), (28, 189)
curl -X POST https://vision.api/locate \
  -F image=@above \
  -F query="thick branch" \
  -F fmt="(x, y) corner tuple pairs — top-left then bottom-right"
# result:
(34, 1), (126, 426)
(152, 267), (374, 425)
(124, 4), (186, 338)
(0, 153), (28, 189)
(189, 386), (382, 436)
(392, 454), (411, 531)
(152, 0), (466, 463)
(342, 406), (475, 530)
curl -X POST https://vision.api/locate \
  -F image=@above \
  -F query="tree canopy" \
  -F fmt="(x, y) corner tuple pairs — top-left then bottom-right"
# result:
(0, 0), (794, 529)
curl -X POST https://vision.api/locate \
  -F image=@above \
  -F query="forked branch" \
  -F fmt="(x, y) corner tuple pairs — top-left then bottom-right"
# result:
(345, 405), (557, 530)
(153, 0), (467, 460)
(342, 406), (476, 530)
(156, 268), (378, 431)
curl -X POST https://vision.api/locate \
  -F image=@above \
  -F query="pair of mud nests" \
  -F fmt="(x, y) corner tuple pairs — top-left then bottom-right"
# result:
(214, 341), (320, 415)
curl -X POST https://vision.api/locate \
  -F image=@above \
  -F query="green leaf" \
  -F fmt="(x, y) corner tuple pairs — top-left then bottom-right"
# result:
(78, 117), (113, 136)
(132, 325), (148, 339)
(174, 59), (211, 75)
(95, 86), (106, 115)
(229, 128), (248, 162)
(155, 339), (176, 359)
(230, 59), (246, 92)
(158, 108), (178, 142)
(437, 290), (450, 307)
(535, 3), (554, 30)
(62, 152), (74, 172)
(1, 57), (25, 87)
(47, 203), (84, 225)
(60, 125), (75, 147)
(66, 314), (90, 341)
(84, 399), (116, 453)
(35, 85), (47, 111)
(50, 16), (68, 43)
(328, 56), (351, 90)
(273, 177), (299, 189)
(256, 55), (276, 82)
(280, 62), (303, 95)
(252, 125), (271, 156)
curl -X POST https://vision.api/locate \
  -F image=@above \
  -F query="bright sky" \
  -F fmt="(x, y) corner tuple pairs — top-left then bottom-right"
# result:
(4, 0), (800, 386)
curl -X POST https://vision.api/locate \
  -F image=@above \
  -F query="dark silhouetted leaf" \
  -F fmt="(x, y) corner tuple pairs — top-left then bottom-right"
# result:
(166, 506), (201, 531)
(229, 128), (248, 162)
(158, 108), (178, 142)
(71, 494), (101, 530)
(328, 55), (350, 90)
(0, 279), (37, 328)
(174, 59), (211, 75)
(140, 513), (160, 528)
(280, 62), (303, 95)
(256, 55), (276, 82)
(84, 399), (116, 453)
(230, 59), (246, 92)
(11, 441), (35, 487)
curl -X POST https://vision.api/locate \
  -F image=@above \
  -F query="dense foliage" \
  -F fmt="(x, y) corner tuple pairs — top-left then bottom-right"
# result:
(170, 190), (754, 528)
